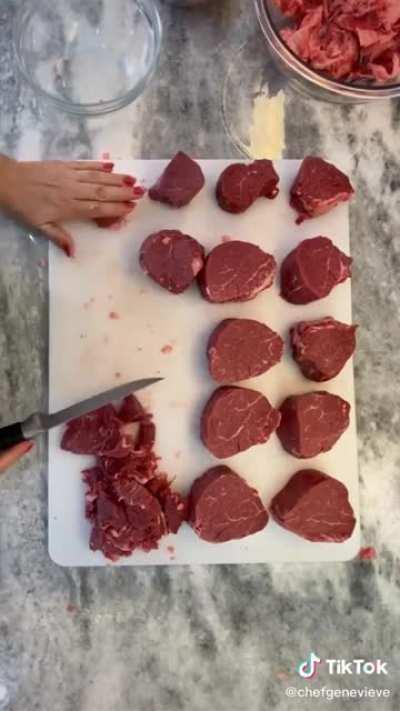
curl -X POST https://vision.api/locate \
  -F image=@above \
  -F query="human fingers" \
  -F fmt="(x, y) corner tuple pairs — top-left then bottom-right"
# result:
(41, 222), (75, 258)
(67, 161), (115, 172)
(75, 170), (137, 188)
(73, 182), (137, 204)
(0, 441), (34, 474)
(71, 200), (136, 220)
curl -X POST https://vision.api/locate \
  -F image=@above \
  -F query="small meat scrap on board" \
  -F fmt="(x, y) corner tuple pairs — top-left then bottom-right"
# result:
(149, 152), (205, 207)
(140, 229), (205, 294)
(201, 386), (281, 459)
(290, 157), (354, 224)
(207, 318), (283, 383)
(291, 317), (357, 381)
(216, 160), (279, 213)
(359, 546), (377, 561)
(270, 469), (356, 542)
(189, 465), (269, 542)
(277, 391), (350, 458)
(62, 394), (186, 561)
(199, 241), (276, 303)
(280, 236), (352, 305)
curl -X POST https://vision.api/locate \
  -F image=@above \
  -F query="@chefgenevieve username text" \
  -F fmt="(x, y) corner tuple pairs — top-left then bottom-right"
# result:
(285, 686), (391, 702)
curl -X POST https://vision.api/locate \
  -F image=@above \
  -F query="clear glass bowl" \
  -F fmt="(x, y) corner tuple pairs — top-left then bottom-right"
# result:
(14, 0), (162, 116)
(164, 0), (211, 5)
(255, 0), (400, 103)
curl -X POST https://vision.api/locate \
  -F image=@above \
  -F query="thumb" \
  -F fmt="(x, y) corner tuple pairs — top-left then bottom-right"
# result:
(41, 222), (75, 258)
(0, 441), (34, 474)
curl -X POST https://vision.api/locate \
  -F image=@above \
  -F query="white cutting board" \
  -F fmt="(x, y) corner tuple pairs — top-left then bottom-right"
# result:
(48, 159), (360, 566)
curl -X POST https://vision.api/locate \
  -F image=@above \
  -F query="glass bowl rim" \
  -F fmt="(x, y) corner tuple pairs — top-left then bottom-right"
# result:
(13, 0), (163, 116)
(255, 0), (400, 100)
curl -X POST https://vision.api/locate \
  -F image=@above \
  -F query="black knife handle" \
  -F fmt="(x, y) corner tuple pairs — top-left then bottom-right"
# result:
(0, 422), (25, 452)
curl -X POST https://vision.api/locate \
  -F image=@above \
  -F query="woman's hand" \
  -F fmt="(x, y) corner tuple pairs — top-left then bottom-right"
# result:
(0, 157), (144, 256)
(0, 440), (34, 474)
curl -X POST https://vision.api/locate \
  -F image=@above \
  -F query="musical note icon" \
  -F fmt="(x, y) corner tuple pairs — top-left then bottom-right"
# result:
(297, 652), (321, 679)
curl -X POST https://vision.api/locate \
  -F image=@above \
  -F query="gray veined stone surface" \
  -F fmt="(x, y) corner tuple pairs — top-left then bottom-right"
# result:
(0, 1), (400, 710)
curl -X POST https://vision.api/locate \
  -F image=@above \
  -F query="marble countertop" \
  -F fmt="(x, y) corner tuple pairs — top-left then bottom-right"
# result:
(0, 1), (400, 709)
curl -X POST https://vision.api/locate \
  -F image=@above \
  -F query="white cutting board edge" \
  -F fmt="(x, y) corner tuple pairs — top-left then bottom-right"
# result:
(48, 159), (360, 566)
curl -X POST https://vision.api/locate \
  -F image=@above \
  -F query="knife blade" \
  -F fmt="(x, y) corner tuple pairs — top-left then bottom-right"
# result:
(0, 377), (163, 451)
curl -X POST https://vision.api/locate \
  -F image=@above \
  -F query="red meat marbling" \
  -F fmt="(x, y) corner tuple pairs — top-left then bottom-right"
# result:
(270, 469), (356, 542)
(280, 236), (352, 304)
(216, 160), (279, 213)
(277, 391), (350, 458)
(290, 157), (354, 224)
(291, 316), (357, 381)
(149, 152), (205, 207)
(140, 229), (205, 294)
(201, 386), (281, 458)
(199, 241), (276, 303)
(207, 318), (283, 383)
(189, 465), (269, 543)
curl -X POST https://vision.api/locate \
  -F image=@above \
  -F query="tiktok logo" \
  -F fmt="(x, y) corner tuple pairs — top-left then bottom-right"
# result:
(297, 652), (321, 679)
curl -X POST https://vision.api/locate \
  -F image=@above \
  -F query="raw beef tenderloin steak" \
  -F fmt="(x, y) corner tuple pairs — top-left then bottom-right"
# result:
(280, 236), (352, 304)
(216, 160), (279, 213)
(291, 317), (357, 381)
(201, 386), (281, 458)
(149, 152), (205, 207)
(140, 229), (205, 294)
(277, 391), (350, 458)
(199, 241), (277, 303)
(207, 318), (283, 383)
(290, 157), (354, 224)
(189, 465), (269, 542)
(270, 469), (356, 542)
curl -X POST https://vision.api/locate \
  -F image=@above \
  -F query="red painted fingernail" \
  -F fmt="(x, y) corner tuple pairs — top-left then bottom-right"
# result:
(123, 176), (135, 187)
(25, 441), (35, 452)
(133, 186), (146, 197)
(64, 243), (75, 258)
(102, 162), (114, 172)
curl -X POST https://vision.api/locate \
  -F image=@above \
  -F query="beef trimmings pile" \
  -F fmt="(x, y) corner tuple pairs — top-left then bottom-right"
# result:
(62, 395), (186, 561)
(274, 0), (400, 83)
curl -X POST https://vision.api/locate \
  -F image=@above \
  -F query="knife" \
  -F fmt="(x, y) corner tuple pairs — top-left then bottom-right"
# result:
(0, 377), (163, 452)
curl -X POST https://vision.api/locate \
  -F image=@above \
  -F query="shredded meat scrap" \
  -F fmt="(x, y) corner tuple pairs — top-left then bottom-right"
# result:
(62, 395), (187, 561)
(273, 0), (400, 82)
